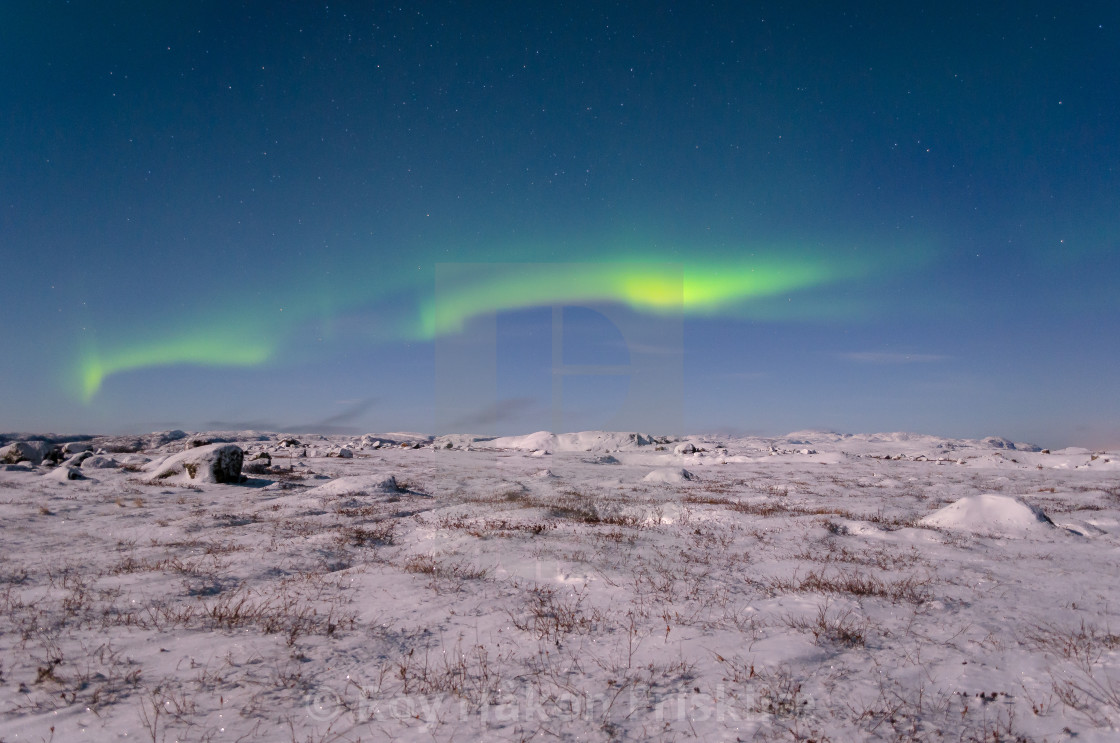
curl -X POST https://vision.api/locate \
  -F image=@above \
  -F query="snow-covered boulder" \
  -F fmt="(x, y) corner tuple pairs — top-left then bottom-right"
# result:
(61, 441), (94, 456)
(243, 451), (272, 474)
(62, 451), (94, 468)
(146, 444), (244, 484)
(642, 468), (697, 483)
(2, 440), (55, 465)
(674, 442), (697, 455)
(586, 454), (621, 465)
(43, 466), (84, 482)
(919, 494), (1054, 537)
(81, 454), (120, 469)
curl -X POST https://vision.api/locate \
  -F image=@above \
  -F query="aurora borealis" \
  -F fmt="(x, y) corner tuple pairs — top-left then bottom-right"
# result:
(3, 3), (1119, 445)
(75, 247), (876, 399)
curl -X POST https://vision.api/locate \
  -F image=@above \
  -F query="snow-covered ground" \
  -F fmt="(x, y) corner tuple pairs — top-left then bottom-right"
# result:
(1, 429), (1118, 741)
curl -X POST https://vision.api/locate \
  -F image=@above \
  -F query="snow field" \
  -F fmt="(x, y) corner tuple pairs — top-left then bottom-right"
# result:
(0, 430), (1117, 741)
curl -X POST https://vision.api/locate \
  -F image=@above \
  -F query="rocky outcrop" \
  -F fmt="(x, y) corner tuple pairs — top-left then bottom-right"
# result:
(1, 440), (55, 465)
(146, 444), (244, 484)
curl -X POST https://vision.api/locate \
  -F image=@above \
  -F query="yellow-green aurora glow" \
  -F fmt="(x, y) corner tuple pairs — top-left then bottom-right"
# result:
(73, 251), (873, 401)
(421, 259), (846, 338)
(76, 331), (276, 403)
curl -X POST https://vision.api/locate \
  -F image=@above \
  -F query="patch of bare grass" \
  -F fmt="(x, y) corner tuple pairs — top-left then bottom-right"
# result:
(767, 568), (933, 604)
(1024, 619), (1120, 666)
(508, 584), (597, 641)
(782, 602), (868, 647)
(403, 553), (489, 583)
(335, 521), (396, 547)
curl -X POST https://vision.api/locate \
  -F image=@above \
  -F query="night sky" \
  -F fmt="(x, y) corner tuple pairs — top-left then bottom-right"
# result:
(3, 2), (1118, 447)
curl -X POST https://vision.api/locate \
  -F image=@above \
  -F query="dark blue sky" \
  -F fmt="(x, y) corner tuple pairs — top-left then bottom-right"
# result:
(2, 2), (1118, 446)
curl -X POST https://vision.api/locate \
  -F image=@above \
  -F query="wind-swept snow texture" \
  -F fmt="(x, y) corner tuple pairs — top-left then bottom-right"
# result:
(1, 429), (1119, 742)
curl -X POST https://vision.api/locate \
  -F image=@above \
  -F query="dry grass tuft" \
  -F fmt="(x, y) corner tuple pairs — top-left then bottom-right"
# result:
(766, 568), (933, 604)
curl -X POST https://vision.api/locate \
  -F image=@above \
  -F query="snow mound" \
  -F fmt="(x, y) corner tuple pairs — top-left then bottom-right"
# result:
(305, 475), (399, 497)
(919, 494), (1055, 536)
(43, 465), (84, 482)
(642, 468), (698, 483)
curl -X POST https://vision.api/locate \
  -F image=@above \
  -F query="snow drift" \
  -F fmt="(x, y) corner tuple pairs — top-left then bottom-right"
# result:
(919, 494), (1055, 536)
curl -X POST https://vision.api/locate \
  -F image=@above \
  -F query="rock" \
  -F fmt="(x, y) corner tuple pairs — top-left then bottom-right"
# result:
(642, 468), (698, 483)
(243, 452), (272, 474)
(2, 440), (54, 465)
(585, 454), (620, 464)
(44, 466), (84, 482)
(146, 444), (244, 484)
(61, 441), (94, 456)
(81, 454), (120, 469)
(62, 451), (94, 468)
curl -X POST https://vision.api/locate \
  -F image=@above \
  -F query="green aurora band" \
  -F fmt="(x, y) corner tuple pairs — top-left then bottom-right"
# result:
(422, 259), (840, 337)
(72, 251), (878, 401)
(75, 329), (276, 404)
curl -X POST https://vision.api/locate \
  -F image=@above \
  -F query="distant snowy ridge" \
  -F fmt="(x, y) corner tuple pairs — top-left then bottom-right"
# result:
(486, 431), (674, 452)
